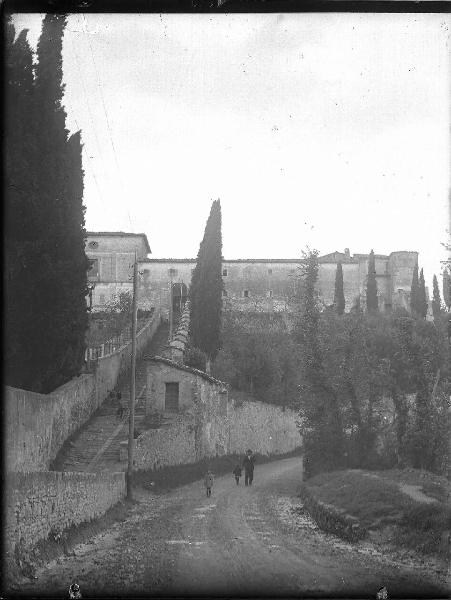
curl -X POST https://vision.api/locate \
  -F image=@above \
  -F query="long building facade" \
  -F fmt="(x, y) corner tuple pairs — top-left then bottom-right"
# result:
(85, 233), (417, 314)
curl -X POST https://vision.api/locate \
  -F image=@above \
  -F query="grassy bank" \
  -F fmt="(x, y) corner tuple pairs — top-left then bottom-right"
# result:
(304, 469), (450, 557)
(133, 448), (303, 493)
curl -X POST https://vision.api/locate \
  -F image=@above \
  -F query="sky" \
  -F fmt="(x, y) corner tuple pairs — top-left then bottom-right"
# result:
(13, 13), (451, 289)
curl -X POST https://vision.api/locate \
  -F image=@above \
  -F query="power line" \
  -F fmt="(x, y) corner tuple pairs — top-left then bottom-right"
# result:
(80, 13), (133, 231)
(71, 31), (109, 186)
(70, 112), (106, 209)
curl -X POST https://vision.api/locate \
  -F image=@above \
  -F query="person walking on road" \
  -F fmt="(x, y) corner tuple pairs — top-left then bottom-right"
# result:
(233, 464), (242, 485)
(204, 470), (214, 497)
(243, 449), (255, 486)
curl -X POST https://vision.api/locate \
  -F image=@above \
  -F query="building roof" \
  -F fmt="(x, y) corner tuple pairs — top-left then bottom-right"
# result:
(144, 355), (228, 387)
(141, 258), (304, 264)
(86, 232), (151, 254)
(140, 258), (197, 263)
(353, 253), (389, 260)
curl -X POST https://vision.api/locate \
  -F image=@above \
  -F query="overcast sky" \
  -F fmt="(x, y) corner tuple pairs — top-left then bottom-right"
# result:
(13, 13), (451, 288)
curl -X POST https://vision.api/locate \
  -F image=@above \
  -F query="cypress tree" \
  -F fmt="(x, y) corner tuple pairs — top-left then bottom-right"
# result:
(418, 268), (428, 319)
(189, 200), (223, 361)
(333, 262), (345, 315)
(5, 21), (39, 389)
(443, 269), (451, 311)
(431, 275), (442, 322)
(5, 15), (89, 392)
(410, 263), (419, 316)
(366, 250), (378, 313)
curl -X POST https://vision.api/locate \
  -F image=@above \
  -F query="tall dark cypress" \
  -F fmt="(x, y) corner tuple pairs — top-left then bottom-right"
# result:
(5, 20), (39, 389)
(189, 200), (223, 361)
(418, 268), (428, 319)
(366, 250), (378, 313)
(410, 263), (419, 316)
(431, 275), (441, 322)
(443, 269), (451, 310)
(6, 14), (89, 392)
(333, 262), (345, 315)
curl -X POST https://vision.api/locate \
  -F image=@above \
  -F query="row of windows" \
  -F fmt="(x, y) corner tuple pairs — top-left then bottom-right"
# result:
(90, 263), (297, 280)
(169, 268), (297, 277)
(223, 290), (273, 298)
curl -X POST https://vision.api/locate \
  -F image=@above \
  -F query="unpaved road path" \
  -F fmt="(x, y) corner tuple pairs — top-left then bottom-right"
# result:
(16, 457), (449, 597)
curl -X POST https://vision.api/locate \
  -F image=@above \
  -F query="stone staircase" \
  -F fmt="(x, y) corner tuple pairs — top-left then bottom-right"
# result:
(54, 319), (172, 473)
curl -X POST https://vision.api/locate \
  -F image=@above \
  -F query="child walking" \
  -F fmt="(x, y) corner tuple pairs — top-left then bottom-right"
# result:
(233, 464), (242, 485)
(204, 470), (214, 497)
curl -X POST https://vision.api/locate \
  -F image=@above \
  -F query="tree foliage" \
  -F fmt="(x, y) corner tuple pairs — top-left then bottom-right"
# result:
(189, 199), (223, 361)
(410, 262), (419, 316)
(333, 262), (345, 315)
(418, 268), (428, 319)
(432, 274), (442, 322)
(5, 15), (89, 393)
(443, 269), (451, 310)
(366, 249), (378, 313)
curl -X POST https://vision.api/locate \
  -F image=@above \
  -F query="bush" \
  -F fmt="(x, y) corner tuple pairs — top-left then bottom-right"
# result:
(401, 503), (451, 532)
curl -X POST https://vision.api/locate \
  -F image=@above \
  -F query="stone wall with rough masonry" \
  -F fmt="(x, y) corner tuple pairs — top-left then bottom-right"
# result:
(6, 310), (162, 472)
(168, 301), (190, 362)
(5, 471), (126, 558)
(227, 397), (301, 456)
(135, 357), (302, 472)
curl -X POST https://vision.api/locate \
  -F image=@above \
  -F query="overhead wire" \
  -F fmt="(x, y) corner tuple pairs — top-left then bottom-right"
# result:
(80, 13), (133, 231)
(71, 26), (108, 185)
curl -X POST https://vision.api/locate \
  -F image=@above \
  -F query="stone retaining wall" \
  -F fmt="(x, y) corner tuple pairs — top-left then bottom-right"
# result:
(299, 484), (366, 542)
(135, 357), (302, 472)
(5, 471), (126, 559)
(6, 311), (162, 472)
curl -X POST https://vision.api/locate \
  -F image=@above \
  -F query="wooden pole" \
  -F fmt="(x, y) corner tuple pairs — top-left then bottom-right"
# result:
(169, 276), (173, 341)
(127, 252), (138, 499)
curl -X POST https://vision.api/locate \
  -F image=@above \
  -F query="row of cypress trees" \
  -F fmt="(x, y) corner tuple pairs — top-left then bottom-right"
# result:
(5, 15), (89, 393)
(332, 249), (444, 319)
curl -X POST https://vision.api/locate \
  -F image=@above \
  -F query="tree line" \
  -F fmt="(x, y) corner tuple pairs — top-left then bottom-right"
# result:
(5, 15), (88, 393)
(206, 245), (449, 477)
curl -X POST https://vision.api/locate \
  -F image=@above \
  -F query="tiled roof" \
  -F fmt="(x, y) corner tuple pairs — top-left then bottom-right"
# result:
(86, 232), (151, 254)
(144, 355), (227, 387)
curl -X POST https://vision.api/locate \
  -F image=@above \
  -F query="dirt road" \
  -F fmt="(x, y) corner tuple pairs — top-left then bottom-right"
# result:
(16, 457), (449, 598)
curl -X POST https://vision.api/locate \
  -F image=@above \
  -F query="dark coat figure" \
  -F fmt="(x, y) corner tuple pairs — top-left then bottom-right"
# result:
(233, 464), (242, 485)
(242, 451), (255, 486)
(204, 471), (214, 497)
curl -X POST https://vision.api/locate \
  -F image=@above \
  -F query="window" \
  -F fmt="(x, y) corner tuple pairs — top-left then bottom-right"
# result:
(165, 382), (179, 412)
(88, 258), (99, 280)
(268, 268), (273, 275)
(243, 290), (249, 298)
(88, 241), (99, 249)
(168, 268), (177, 277)
(267, 290), (273, 298)
(222, 268), (228, 276)
(222, 289), (228, 297)
(99, 294), (105, 305)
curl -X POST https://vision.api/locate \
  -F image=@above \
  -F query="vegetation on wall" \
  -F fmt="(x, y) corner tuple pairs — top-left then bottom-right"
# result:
(5, 15), (89, 393)
(189, 199), (223, 361)
(213, 247), (450, 478)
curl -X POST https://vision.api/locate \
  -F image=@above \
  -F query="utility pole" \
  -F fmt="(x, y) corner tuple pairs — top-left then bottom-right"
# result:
(169, 274), (174, 341)
(127, 252), (138, 499)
